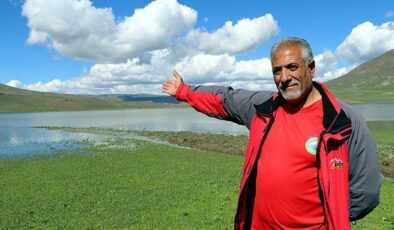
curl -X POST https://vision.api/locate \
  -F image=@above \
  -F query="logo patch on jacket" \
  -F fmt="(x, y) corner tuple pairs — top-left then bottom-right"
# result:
(305, 137), (318, 155)
(329, 158), (344, 170)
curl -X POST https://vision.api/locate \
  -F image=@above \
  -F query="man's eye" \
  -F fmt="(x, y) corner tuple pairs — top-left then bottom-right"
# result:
(272, 68), (281, 75)
(288, 65), (298, 71)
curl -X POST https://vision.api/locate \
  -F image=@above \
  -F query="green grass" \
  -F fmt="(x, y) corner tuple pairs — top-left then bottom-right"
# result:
(329, 89), (394, 104)
(0, 93), (176, 113)
(0, 127), (393, 229)
(351, 180), (394, 229)
(0, 84), (183, 113)
(367, 121), (394, 178)
(138, 122), (394, 179)
(0, 140), (242, 229)
(138, 130), (249, 156)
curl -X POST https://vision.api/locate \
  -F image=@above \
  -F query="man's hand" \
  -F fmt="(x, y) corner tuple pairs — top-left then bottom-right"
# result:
(162, 69), (184, 96)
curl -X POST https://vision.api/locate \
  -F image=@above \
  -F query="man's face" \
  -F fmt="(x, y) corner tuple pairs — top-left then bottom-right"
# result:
(271, 45), (315, 103)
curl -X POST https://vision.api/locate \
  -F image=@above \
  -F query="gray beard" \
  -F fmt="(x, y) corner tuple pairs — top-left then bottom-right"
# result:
(279, 88), (302, 101)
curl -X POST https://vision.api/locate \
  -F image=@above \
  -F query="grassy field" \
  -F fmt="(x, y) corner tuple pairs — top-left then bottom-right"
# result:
(0, 84), (183, 113)
(138, 120), (394, 179)
(0, 140), (242, 229)
(329, 89), (394, 104)
(367, 121), (394, 178)
(0, 125), (393, 229)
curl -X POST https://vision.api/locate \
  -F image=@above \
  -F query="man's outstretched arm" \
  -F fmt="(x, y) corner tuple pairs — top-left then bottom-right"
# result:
(162, 70), (274, 129)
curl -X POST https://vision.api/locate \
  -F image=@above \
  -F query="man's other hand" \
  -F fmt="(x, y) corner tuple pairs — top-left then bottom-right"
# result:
(162, 69), (184, 96)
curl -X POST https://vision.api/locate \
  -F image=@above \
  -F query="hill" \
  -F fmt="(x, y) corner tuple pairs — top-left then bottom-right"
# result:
(97, 94), (180, 104)
(0, 84), (173, 113)
(325, 49), (394, 103)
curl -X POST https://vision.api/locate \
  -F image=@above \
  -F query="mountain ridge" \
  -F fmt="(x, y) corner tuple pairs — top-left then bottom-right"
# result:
(325, 49), (394, 103)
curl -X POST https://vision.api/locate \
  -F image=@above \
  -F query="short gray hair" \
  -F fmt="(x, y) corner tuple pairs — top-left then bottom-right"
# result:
(270, 37), (313, 63)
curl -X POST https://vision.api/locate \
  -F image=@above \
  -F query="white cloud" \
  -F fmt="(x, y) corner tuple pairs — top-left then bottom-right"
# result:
(23, 78), (164, 95)
(7, 80), (22, 88)
(314, 50), (338, 80)
(24, 79), (65, 93)
(18, 53), (275, 94)
(313, 49), (360, 82)
(313, 21), (394, 82)
(233, 58), (272, 80)
(18, 0), (282, 95)
(175, 53), (274, 83)
(184, 14), (279, 55)
(316, 67), (353, 82)
(336, 21), (394, 64)
(22, 0), (197, 63)
(175, 53), (236, 82)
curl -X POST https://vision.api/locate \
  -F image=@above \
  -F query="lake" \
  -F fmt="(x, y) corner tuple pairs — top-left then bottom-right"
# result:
(0, 127), (106, 158)
(1, 105), (393, 156)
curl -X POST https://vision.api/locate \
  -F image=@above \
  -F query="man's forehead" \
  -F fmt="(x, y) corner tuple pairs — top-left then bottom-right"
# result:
(271, 45), (303, 64)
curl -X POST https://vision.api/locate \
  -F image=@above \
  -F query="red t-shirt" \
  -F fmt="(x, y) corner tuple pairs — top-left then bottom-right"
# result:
(251, 99), (325, 229)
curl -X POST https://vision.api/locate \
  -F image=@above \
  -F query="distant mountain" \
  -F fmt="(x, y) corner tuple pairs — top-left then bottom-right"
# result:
(97, 94), (180, 104)
(0, 84), (173, 113)
(325, 49), (394, 103)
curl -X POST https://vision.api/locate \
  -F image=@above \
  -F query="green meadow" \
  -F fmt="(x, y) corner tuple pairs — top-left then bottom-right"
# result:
(0, 122), (393, 229)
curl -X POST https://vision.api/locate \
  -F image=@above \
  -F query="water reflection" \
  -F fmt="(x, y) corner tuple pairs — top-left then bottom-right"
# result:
(0, 109), (249, 134)
(0, 105), (392, 157)
(0, 127), (105, 158)
(351, 104), (394, 121)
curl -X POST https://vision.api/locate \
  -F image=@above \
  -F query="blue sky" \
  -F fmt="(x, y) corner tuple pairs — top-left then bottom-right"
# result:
(1, 0), (393, 94)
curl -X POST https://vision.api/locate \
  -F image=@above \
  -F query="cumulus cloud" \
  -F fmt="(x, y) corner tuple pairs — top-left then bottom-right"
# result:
(313, 21), (394, 82)
(21, 78), (164, 95)
(22, 0), (197, 63)
(175, 53), (236, 82)
(17, 0), (281, 94)
(184, 14), (279, 55)
(14, 0), (394, 95)
(336, 21), (394, 64)
(174, 53), (273, 84)
(233, 58), (272, 80)
(316, 67), (354, 82)
(15, 52), (276, 95)
(313, 50), (341, 81)
(7, 80), (22, 88)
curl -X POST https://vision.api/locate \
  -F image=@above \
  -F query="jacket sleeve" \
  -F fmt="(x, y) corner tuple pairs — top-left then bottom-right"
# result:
(175, 83), (273, 129)
(342, 103), (382, 221)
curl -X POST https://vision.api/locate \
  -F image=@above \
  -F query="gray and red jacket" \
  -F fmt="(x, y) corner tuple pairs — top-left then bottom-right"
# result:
(175, 81), (381, 230)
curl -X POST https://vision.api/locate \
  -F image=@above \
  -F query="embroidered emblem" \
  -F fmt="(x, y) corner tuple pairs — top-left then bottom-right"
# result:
(330, 158), (344, 170)
(305, 137), (318, 155)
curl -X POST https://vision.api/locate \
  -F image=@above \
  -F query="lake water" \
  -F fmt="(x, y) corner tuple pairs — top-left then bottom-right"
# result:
(0, 127), (106, 158)
(0, 108), (249, 133)
(1, 104), (393, 156)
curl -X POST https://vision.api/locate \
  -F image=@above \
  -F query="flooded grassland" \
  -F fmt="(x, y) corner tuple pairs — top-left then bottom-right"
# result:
(0, 123), (393, 229)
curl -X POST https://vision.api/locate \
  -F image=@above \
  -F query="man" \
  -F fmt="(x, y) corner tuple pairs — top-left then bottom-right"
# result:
(162, 37), (381, 229)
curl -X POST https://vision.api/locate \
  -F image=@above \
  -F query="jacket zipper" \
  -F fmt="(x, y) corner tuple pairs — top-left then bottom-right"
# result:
(316, 130), (328, 228)
(242, 114), (275, 229)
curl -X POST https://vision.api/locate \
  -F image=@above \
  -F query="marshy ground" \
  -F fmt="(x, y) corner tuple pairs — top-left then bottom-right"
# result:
(0, 122), (393, 229)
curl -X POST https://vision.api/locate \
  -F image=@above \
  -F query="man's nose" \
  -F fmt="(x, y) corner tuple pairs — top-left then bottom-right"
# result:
(280, 69), (291, 82)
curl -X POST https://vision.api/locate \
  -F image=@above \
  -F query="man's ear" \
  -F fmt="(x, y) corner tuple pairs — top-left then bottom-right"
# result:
(308, 60), (315, 78)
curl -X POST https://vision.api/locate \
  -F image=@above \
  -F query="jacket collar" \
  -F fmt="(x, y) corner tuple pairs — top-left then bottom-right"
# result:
(254, 81), (351, 132)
